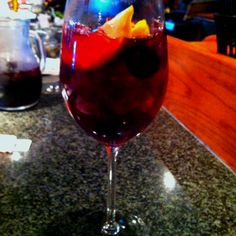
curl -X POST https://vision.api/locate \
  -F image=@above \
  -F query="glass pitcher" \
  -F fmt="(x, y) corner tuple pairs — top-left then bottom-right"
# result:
(0, 19), (45, 111)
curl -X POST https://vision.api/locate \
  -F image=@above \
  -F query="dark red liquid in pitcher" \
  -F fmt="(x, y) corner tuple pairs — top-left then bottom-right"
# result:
(0, 65), (42, 110)
(60, 25), (168, 145)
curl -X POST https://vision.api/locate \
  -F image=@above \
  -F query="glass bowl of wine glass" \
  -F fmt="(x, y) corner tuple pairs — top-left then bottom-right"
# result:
(60, 0), (168, 235)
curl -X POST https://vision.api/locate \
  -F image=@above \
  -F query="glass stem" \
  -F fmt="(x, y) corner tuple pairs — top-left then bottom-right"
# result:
(106, 145), (118, 222)
(102, 145), (120, 235)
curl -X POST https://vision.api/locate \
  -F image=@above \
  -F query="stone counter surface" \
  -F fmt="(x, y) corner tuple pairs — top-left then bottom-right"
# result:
(0, 94), (235, 236)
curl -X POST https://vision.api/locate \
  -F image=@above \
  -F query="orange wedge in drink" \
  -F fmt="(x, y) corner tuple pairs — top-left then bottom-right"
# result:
(100, 5), (134, 38)
(131, 19), (150, 38)
(100, 5), (150, 38)
(73, 5), (151, 70)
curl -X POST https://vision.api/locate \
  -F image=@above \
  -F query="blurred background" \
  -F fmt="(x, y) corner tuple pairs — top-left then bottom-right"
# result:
(164, 0), (217, 41)
(39, 0), (218, 42)
(39, 0), (219, 42)
(0, 0), (234, 60)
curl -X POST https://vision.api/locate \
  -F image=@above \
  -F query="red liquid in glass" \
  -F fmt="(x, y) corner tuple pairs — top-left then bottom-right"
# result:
(60, 25), (168, 145)
(0, 65), (42, 110)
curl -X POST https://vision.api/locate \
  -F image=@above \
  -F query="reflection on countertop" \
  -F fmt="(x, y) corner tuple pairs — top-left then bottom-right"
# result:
(0, 93), (235, 235)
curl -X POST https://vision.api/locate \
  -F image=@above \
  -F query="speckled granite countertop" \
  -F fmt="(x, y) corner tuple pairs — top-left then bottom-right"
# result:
(0, 93), (235, 236)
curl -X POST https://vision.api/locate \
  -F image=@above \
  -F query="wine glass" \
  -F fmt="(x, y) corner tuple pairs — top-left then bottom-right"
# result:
(60, 0), (168, 235)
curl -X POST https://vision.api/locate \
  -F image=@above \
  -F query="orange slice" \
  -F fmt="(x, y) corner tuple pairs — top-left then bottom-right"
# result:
(100, 5), (150, 39)
(131, 19), (150, 38)
(100, 5), (134, 38)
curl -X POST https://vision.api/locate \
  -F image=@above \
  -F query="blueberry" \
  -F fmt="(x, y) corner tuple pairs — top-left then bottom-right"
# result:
(123, 41), (160, 79)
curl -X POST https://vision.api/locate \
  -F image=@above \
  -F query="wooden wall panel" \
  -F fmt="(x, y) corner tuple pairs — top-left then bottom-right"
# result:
(164, 36), (236, 172)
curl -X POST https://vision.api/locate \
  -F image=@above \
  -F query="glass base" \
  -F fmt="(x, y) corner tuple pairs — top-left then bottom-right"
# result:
(42, 74), (60, 94)
(102, 220), (121, 235)
(114, 214), (150, 236)
(42, 209), (150, 236)
(0, 100), (39, 111)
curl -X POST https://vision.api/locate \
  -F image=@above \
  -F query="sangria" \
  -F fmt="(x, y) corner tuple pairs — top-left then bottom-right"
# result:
(0, 65), (42, 110)
(0, 19), (44, 111)
(60, 6), (168, 145)
(60, 1), (168, 235)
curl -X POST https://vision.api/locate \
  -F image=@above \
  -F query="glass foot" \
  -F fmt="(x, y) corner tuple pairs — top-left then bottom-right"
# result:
(102, 214), (150, 235)
(115, 214), (150, 236)
(101, 221), (121, 235)
(42, 209), (150, 236)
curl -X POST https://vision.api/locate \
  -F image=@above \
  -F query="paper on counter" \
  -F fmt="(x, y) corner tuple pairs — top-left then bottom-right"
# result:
(0, 134), (32, 153)
(0, 134), (17, 153)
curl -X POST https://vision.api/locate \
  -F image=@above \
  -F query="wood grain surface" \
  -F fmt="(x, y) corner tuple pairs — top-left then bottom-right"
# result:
(164, 36), (236, 172)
